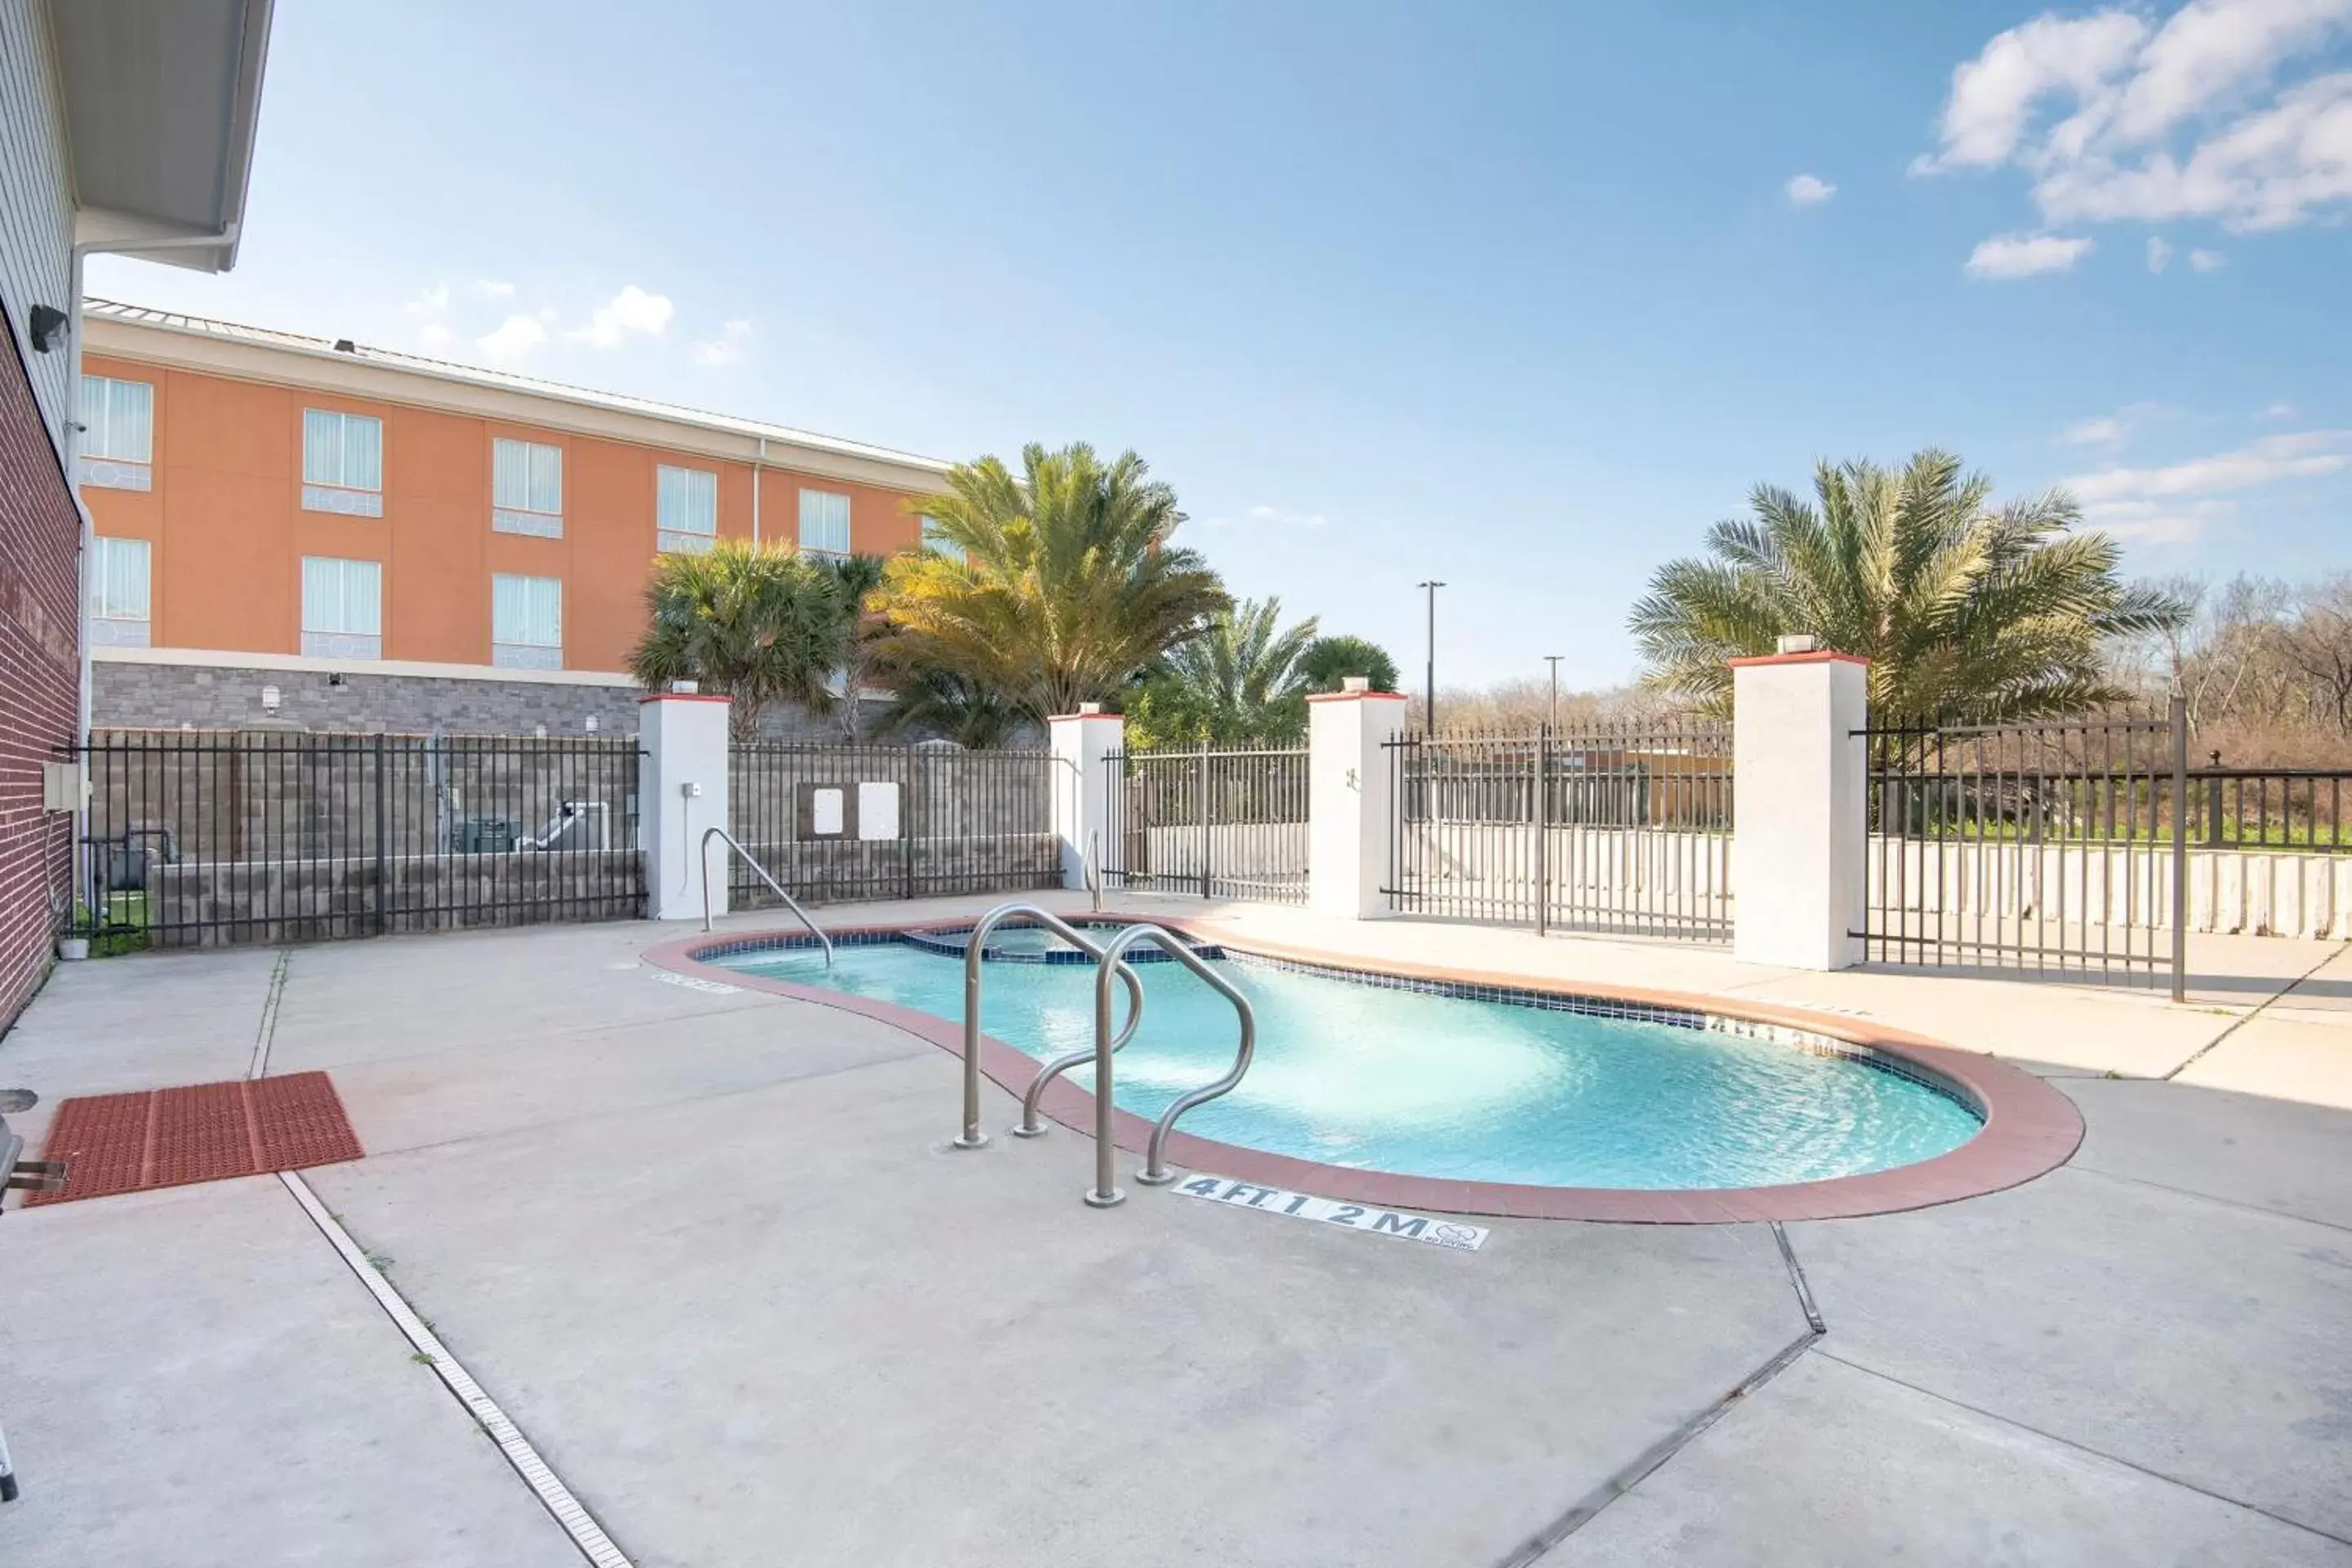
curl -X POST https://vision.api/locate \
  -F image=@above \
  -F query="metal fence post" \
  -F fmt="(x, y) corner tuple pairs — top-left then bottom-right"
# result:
(1199, 742), (1213, 899)
(2170, 693), (2188, 1004)
(372, 731), (389, 937)
(1534, 726), (1550, 936)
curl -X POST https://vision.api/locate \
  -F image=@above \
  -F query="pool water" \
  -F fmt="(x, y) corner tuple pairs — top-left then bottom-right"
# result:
(712, 939), (1981, 1191)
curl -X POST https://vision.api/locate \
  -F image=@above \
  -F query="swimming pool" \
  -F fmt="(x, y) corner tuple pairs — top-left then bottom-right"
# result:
(706, 928), (1984, 1192)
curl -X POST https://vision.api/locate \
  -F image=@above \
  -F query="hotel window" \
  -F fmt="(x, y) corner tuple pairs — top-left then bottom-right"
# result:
(920, 514), (964, 563)
(302, 409), (385, 517)
(492, 573), (563, 669)
(301, 556), (383, 660)
(86, 536), (152, 647)
(657, 464), (719, 554)
(492, 438), (564, 537)
(799, 488), (851, 559)
(78, 375), (154, 492)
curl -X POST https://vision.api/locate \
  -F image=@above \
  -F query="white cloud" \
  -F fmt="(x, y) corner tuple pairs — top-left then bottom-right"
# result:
(1918, 2), (2352, 234)
(473, 278), (516, 297)
(2069, 430), (2350, 502)
(1784, 173), (1837, 205)
(693, 318), (754, 367)
(2262, 400), (2297, 417)
(407, 282), (450, 316)
(569, 285), (674, 348)
(418, 323), (454, 350)
(1913, 11), (2151, 172)
(2146, 234), (2175, 270)
(2065, 428), (2350, 540)
(2076, 497), (2238, 542)
(2189, 246), (2229, 269)
(2065, 414), (2129, 444)
(1965, 231), (2095, 278)
(477, 314), (548, 363)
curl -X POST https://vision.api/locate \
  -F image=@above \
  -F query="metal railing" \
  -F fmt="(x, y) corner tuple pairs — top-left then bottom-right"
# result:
(1858, 702), (2187, 997)
(2187, 761), (2352, 853)
(953, 904), (1142, 1151)
(700, 826), (831, 966)
(1100, 743), (1309, 904)
(728, 741), (1061, 906)
(951, 905), (1258, 1208)
(1383, 720), (1734, 941)
(72, 728), (644, 948)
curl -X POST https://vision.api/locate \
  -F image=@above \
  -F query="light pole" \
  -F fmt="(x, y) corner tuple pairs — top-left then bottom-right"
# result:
(1545, 655), (1562, 731)
(1417, 581), (1445, 736)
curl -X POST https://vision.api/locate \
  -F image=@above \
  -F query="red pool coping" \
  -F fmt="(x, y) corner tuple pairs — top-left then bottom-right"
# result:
(640, 914), (2084, 1225)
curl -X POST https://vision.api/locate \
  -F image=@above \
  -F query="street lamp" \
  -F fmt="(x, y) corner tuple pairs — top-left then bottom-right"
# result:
(1417, 581), (1445, 736)
(1545, 655), (1562, 731)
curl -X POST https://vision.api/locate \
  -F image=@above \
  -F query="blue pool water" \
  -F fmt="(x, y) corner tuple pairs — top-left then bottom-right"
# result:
(711, 937), (1981, 1190)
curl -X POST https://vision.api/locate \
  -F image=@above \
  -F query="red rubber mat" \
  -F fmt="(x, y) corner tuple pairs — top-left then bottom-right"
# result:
(26, 1072), (363, 1205)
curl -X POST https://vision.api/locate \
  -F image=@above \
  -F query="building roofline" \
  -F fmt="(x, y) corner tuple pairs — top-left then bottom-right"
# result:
(79, 297), (956, 489)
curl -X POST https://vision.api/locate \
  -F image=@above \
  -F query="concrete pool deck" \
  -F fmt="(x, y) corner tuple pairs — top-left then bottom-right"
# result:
(2, 893), (2348, 1566)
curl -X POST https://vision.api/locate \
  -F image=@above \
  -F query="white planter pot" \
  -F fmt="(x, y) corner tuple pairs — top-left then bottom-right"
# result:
(57, 937), (90, 961)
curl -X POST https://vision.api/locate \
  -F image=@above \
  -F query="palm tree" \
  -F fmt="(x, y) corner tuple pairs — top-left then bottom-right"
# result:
(875, 443), (1230, 722)
(628, 539), (841, 739)
(1299, 634), (1400, 694)
(872, 662), (1030, 750)
(1628, 449), (2186, 721)
(1129, 596), (1320, 746)
(824, 554), (889, 742)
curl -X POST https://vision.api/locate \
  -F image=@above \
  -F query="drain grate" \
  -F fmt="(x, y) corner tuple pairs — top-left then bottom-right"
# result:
(27, 1072), (362, 1205)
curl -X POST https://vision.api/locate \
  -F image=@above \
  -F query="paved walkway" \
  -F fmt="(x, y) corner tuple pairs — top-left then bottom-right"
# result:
(1, 896), (2346, 1566)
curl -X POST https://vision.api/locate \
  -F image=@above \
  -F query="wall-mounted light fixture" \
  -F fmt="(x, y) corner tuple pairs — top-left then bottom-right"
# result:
(29, 305), (69, 354)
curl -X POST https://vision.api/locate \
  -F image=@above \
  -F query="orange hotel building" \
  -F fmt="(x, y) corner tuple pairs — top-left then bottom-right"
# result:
(76, 300), (951, 734)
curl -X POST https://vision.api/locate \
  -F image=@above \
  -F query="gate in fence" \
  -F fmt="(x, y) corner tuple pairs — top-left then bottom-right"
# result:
(1855, 702), (2188, 996)
(74, 729), (644, 949)
(727, 742), (1062, 906)
(1382, 721), (1735, 941)
(1099, 745), (1309, 904)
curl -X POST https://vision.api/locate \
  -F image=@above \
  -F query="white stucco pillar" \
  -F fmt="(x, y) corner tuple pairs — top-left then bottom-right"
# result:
(1049, 704), (1125, 891)
(639, 690), (733, 921)
(1731, 650), (1869, 969)
(1308, 683), (1409, 919)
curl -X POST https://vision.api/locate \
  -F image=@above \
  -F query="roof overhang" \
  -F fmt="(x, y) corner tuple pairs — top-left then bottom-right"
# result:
(48, 0), (274, 274)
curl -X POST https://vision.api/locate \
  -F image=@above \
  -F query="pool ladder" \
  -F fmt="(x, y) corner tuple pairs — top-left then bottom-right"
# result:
(955, 902), (1256, 1208)
(700, 826), (832, 968)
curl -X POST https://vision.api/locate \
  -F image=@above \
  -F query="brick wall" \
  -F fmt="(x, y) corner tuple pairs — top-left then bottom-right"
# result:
(0, 310), (78, 1031)
(92, 657), (906, 741)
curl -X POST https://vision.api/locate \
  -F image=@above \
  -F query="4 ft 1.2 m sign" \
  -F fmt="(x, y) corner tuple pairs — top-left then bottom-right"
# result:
(1170, 1175), (1489, 1252)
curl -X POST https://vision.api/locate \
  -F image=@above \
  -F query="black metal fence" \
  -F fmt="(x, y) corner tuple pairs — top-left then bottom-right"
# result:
(1099, 745), (1309, 904)
(1383, 721), (1734, 940)
(2187, 764), (2352, 852)
(727, 742), (1062, 905)
(1857, 704), (2187, 993)
(74, 730), (644, 948)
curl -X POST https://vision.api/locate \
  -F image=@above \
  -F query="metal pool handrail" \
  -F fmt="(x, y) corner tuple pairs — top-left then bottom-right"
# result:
(1091, 922), (1258, 1198)
(700, 826), (833, 968)
(956, 903), (1143, 1152)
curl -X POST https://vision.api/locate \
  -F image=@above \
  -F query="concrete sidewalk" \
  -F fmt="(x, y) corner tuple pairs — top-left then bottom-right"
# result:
(2, 898), (2346, 1566)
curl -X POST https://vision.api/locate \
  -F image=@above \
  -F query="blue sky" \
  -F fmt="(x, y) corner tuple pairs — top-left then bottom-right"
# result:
(91, 0), (2352, 688)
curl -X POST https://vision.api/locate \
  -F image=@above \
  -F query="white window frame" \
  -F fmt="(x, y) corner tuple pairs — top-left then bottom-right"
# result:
(301, 556), (384, 660)
(920, 514), (964, 563)
(78, 375), (154, 492)
(492, 573), (563, 669)
(301, 408), (385, 517)
(492, 438), (564, 537)
(799, 488), (851, 560)
(657, 463), (719, 555)
(86, 536), (152, 647)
